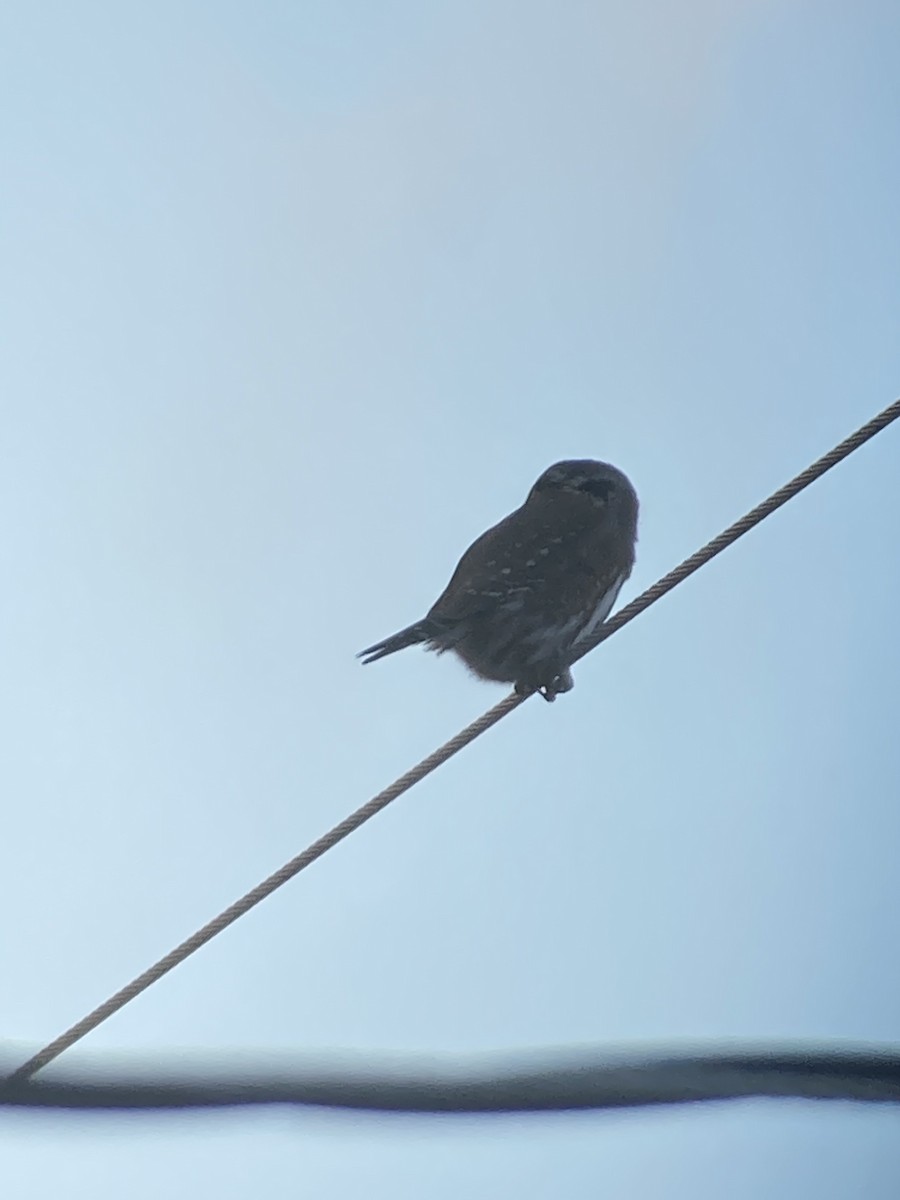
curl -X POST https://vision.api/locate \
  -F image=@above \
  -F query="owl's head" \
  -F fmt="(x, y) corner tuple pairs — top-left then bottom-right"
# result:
(528, 459), (638, 514)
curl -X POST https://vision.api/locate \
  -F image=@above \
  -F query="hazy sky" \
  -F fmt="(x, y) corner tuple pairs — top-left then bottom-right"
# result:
(2, 2), (899, 1196)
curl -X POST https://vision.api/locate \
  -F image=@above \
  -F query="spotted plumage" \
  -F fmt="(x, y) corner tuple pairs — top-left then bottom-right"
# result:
(359, 459), (638, 700)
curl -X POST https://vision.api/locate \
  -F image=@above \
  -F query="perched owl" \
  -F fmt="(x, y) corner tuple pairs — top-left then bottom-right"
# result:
(359, 460), (639, 700)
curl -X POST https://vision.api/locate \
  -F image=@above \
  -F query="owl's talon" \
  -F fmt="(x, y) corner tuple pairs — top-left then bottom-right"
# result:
(517, 669), (574, 702)
(543, 669), (574, 700)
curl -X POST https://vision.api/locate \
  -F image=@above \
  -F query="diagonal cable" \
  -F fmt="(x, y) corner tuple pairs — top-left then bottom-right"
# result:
(575, 397), (900, 659)
(9, 397), (900, 1085)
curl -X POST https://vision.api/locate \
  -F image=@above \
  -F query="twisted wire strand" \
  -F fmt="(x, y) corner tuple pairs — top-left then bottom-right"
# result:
(3, 1042), (900, 1113)
(6, 692), (524, 1085)
(9, 397), (900, 1086)
(576, 397), (900, 660)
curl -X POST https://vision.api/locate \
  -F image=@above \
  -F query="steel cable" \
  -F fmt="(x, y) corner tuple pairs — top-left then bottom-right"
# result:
(9, 397), (900, 1086)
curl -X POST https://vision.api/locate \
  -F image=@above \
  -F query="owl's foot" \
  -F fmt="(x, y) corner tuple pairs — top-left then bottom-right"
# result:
(515, 669), (574, 703)
(541, 668), (574, 702)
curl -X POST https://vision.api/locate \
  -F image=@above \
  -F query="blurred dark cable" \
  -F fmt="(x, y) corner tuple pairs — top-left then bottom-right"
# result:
(9, 397), (900, 1087)
(3, 1043), (900, 1114)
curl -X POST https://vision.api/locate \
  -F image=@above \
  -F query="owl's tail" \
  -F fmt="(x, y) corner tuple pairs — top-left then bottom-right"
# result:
(357, 621), (432, 665)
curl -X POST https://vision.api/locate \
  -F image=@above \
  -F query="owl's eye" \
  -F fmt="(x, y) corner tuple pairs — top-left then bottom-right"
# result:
(578, 478), (613, 501)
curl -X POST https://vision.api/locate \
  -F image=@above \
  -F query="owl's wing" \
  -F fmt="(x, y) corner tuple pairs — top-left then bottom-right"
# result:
(426, 507), (551, 624)
(429, 490), (635, 627)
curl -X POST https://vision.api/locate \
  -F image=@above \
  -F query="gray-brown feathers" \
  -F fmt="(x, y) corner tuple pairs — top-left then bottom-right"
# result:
(359, 460), (638, 700)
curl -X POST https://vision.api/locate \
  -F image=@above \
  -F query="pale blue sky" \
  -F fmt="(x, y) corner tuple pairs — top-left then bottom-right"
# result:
(2, 2), (899, 1196)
